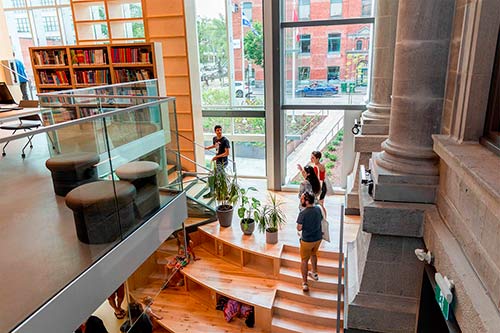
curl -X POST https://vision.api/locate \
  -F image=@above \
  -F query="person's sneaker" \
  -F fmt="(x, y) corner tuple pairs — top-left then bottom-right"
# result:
(308, 271), (319, 281)
(302, 282), (309, 292)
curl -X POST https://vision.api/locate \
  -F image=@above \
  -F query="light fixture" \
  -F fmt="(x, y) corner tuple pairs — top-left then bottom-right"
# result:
(414, 248), (433, 264)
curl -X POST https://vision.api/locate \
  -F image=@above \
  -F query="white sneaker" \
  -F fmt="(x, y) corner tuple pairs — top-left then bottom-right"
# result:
(302, 282), (309, 292)
(308, 271), (319, 281)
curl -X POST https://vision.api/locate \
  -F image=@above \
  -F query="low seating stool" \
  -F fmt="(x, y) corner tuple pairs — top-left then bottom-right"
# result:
(116, 161), (160, 219)
(45, 152), (100, 196)
(65, 181), (136, 244)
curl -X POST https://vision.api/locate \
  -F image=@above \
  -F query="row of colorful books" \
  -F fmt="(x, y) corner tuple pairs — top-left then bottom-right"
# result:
(33, 50), (67, 66)
(73, 70), (110, 84)
(111, 47), (151, 63)
(71, 49), (108, 65)
(39, 70), (70, 85)
(114, 69), (152, 83)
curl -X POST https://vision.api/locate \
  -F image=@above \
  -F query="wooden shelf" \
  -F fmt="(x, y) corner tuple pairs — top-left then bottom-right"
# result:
(34, 65), (70, 69)
(112, 63), (153, 67)
(72, 64), (110, 68)
(38, 84), (72, 89)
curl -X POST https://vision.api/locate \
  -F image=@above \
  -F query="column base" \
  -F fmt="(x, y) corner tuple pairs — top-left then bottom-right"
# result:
(371, 154), (438, 204)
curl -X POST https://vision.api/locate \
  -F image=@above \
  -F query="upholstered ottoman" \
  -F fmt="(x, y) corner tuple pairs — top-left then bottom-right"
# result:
(45, 152), (100, 196)
(65, 181), (136, 244)
(116, 161), (160, 219)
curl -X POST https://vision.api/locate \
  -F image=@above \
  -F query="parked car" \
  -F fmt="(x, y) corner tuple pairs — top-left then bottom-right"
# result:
(235, 81), (253, 98)
(296, 84), (339, 97)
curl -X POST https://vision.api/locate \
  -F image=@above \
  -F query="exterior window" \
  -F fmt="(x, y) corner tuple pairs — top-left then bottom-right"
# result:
(327, 66), (340, 81)
(11, 0), (25, 7)
(330, 0), (342, 17)
(299, 34), (311, 53)
(298, 0), (310, 20)
(328, 33), (341, 53)
(482, 30), (500, 154)
(242, 2), (252, 21)
(43, 16), (59, 32)
(298, 66), (310, 81)
(41, 0), (55, 5)
(361, 0), (372, 16)
(16, 17), (30, 32)
(356, 39), (363, 50)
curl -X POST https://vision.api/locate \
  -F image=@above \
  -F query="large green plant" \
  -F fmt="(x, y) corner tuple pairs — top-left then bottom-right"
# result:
(238, 187), (260, 231)
(256, 194), (286, 233)
(212, 164), (239, 210)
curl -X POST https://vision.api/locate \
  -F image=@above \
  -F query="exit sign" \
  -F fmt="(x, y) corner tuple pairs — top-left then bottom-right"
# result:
(435, 284), (451, 320)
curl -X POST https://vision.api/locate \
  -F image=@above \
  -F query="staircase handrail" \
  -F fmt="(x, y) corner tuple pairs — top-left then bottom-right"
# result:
(337, 204), (345, 333)
(315, 116), (344, 151)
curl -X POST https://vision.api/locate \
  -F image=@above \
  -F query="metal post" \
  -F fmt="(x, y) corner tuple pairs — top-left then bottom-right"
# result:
(336, 204), (345, 333)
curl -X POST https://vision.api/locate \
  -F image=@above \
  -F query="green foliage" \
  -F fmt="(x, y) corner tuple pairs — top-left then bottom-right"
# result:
(256, 194), (286, 233)
(243, 22), (263, 67)
(202, 88), (230, 106)
(326, 161), (335, 169)
(332, 139), (341, 146)
(238, 187), (261, 231)
(324, 152), (338, 161)
(211, 164), (239, 208)
(327, 145), (337, 152)
(197, 15), (228, 67)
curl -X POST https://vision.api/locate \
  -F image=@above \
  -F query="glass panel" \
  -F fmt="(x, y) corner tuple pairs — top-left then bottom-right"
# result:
(31, 8), (63, 44)
(283, 24), (371, 105)
(110, 20), (145, 39)
(76, 22), (109, 41)
(59, 7), (77, 44)
(73, 2), (106, 21)
(284, 109), (344, 187)
(202, 117), (265, 177)
(284, 0), (373, 20)
(107, 0), (142, 20)
(196, 0), (264, 109)
(3, 0), (27, 8)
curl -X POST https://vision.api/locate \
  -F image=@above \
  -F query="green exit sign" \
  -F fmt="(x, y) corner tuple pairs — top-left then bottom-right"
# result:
(435, 284), (451, 320)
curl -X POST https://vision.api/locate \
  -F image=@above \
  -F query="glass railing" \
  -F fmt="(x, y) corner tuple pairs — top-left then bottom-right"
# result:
(0, 81), (185, 333)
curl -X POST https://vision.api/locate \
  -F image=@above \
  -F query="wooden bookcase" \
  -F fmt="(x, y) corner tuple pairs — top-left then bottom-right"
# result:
(30, 42), (165, 94)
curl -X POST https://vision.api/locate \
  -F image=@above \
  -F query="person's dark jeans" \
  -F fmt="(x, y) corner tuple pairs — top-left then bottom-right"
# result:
(20, 82), (29, 100)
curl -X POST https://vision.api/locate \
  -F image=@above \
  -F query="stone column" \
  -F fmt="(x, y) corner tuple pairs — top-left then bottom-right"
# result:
(345, 0), (398, 215)
(362, 0), (399, 135)
(347, 1), (455, 332)
(372, 0), (455, 203)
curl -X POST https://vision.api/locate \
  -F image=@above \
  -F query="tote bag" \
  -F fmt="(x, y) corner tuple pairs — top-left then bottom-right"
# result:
(319, 206), (330, 242)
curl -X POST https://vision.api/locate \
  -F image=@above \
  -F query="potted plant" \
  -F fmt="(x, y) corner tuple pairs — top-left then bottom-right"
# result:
(257, 194), (286, 244)
(237, 186), (260, 235)
(212, 164), (239, 227)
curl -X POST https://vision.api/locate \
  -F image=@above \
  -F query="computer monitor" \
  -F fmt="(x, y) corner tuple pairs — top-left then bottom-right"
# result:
(0, 82), (16, 105)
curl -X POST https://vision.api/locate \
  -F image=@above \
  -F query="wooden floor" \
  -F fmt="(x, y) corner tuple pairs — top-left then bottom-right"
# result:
(131, 178), (359, 333)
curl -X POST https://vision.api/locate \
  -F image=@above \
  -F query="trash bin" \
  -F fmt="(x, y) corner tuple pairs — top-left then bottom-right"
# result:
(341, 82), (347, 93)
(348, 82), (356, 93)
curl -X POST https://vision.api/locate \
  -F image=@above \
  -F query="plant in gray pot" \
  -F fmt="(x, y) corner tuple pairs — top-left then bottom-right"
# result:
(211, 164), (239, 227)
(257, 194), (286, 244)
(238, 186), (260, 235)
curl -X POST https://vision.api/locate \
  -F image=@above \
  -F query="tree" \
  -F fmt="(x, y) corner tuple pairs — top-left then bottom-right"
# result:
(243, 22), (263, 68)
(197, 15), (228, 68)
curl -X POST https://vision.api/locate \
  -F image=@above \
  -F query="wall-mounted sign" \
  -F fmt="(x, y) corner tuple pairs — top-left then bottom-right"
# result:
(435, 273), (454, 320)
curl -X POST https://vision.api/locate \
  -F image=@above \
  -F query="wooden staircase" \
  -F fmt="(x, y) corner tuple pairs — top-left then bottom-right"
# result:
(272, 245), (344, 333)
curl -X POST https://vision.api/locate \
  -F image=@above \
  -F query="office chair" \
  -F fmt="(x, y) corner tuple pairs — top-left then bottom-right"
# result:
(0, 100), (55, 159)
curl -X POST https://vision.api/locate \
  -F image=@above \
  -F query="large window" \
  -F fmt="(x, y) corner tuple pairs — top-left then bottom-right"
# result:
(242, 2), (252, 21)
(298, 0), (310, 20)
(299, 34), (311, 53)
(298, 66), (310, 81)
(328, 33), (341, 53)
(361, 0), (372, 16)
(16, 17), (30, 32)
(43, 16), (59, 32)
(330, 0), (342, 17)
(327, 66), (340, 81)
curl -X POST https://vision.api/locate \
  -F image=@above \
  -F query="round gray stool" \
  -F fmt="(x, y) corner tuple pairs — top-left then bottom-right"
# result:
(45, 152), (100, 196)
(116, 161), (160, 219)
(65, 181), (136, 244)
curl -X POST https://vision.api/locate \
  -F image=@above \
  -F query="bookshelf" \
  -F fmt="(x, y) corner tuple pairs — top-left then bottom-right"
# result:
(30, 42), (164, 94)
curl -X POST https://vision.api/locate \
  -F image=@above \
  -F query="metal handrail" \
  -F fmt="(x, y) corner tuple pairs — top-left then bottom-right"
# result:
(37, 79), (159, 95)
(336, 204), (345, 333)
(0, 98), (173, 144)
(316, 116), (344, 150)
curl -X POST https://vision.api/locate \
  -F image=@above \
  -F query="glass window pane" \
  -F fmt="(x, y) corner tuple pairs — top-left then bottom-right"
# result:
(73, 2), (106, 21)
(107, 1), (142, 20)
(196, 0), (264, 109)
(284, 109), (345, 187)
(283, 24), (371, 105)
(32, 8), (62, 44)
(59, 7), (76, 44)
(284, 0), (373, 20)
(4, 0), (27, 8)
(110, 20), (145, 39)
(203, 117), (266, 177)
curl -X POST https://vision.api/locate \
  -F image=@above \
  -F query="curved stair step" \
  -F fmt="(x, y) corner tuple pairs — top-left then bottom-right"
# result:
(272, 314), (340, 333)
(276, 281), (342, 307)
(279, 267), (343, 290)
(273, 296), (342, 327)
(280, 251), (344, 275)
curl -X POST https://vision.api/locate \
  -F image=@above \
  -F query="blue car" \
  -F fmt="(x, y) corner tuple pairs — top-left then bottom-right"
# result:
(296, 84), (339, 97)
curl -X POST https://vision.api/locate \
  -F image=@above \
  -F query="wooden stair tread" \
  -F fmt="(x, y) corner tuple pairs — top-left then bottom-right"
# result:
(279, 266), (344, 286)
(133, 288), (262, 332)
(281, 251), (343, 270)
(272, 314), (340, 333)
(274, 296), (343, 319)
(276, 281), (342, 304)
(182, 247), (277, 308)
(282, 244), (342, 260)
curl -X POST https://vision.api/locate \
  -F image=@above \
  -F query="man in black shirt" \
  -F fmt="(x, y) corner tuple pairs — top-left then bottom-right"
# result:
(205, 125), (230, 167)
(296, 191), (323, 292)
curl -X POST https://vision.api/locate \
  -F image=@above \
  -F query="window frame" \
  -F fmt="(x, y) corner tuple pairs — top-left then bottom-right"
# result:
(327, 66), (340, 81)
(298, 66), (310, 81)
(328, 32), (341, 53)
(356, 39), (363, 50)
(298, 0), (310, 20)
(330, 0), (342, 17)
(299, 33), (311, 54)
(242, 2), (252, 22)
(16, 17), (30, 32)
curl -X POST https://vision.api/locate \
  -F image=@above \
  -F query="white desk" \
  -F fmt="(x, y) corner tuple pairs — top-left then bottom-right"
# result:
(0, 107), (42, 124)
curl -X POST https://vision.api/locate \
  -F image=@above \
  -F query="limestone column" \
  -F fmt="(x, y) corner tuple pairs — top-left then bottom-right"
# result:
(345, 0), (398, 215)
(372, 0), (455, 203)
